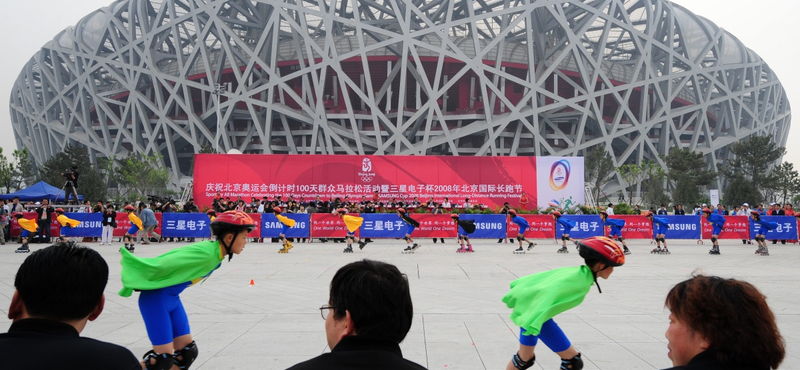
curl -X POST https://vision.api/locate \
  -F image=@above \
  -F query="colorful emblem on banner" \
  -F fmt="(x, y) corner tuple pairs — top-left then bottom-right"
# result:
(549, 159), (570, 191)
(358, 157), (376, 183)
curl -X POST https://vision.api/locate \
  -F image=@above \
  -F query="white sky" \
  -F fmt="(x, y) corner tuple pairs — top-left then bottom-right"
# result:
(0, 0), (797, 167)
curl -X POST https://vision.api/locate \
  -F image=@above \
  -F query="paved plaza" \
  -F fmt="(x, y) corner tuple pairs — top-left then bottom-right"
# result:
(1, 238), (798, 370)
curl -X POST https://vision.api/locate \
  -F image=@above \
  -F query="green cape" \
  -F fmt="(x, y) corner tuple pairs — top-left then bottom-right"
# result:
(501, 265), (594, 336)
(118, 241), (224, 297)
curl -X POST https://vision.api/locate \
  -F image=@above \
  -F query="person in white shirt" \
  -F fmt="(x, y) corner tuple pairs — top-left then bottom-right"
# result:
(463, 198), (472, 209)
(605, 203), (615, 215)
(441, 198), (451, 209)
(739, 203), (751, 245)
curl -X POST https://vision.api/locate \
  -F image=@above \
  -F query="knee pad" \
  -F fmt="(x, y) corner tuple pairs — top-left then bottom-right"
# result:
(560, 353), (583, 370)
(403, 236), (410, 242)
(617, 237), (624, 243)
(516, 235), (524, 242)
(174, 341), (199, 370)
(512, 352), (535, 370)
(143, 350), (175, 370)
(711, 237), (717, 243)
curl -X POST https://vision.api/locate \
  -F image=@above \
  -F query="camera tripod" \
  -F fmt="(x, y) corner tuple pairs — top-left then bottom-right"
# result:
(55, 181), (77, 206)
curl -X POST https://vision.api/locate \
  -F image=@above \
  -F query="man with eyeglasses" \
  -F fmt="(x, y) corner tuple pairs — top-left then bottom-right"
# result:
(288, 260), (425, 370)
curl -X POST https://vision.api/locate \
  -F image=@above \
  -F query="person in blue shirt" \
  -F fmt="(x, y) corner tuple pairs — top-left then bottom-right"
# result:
(450, 214), (476, 253)
(552, 211), (576, 254)
(703, 207), (726, 255)
(600, 211), (630, 255)
(750, 210), (776, 256)
(647, 212), (670, 254)
(509, 209), (535, 254)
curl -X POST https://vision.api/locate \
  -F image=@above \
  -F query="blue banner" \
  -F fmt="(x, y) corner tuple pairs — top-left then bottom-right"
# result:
(751, 216), (796, 240)
(555, 215), (604, 239)
(458, 214), (507, 238)
(162, 213), (211, 238)
(360, 214), (409, 238)
(60, 212), (103, 237)
(662, 215), (701, 240)
(261, 213), (310, 238)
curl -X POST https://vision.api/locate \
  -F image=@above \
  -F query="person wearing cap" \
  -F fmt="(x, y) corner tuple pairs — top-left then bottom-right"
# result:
(335, 208), (366, 253)
(119, 211), (255, 370)
(600, 211), (631, 255)
(12, 213), (38, 253)
(54, 208), (81, 243)
(647, 212), (671, 254)
(502, 236), (625, 370)
(508, 209), (536, 254)
(750, 210), (777, 256)
(553, 211), (576, 254)
(274, 206), (296, 253)
(122, 204), (144, 253)
(451, 213), (476, 253)
(702, 207), (726, 255)
(397, 208), (421, 253)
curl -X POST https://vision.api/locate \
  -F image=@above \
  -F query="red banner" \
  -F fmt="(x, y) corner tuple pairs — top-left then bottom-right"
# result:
(609, 215), (652, 239)
(702, 215), (749, 239)
(113, 213), (163, 237)
(507, 215), (556, 239)
(9, 212), (60, 237)
(310, 213), (349, 238)
(414, 214), (458, 238)
(193, 154), (537, 209)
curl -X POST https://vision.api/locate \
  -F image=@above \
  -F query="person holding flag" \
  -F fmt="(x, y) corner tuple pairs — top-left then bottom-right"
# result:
(274, 207), (296, 253)
(336, 208), (367, 253)
(647, 212), (670, 254)
(451, 213), (476, 253)
(12, 213), (37, 253)
(54, 208), (81, 243)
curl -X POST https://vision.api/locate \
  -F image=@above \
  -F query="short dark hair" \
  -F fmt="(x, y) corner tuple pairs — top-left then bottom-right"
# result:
(329, 260), (413, 343)
(14, 242), (108, 321)
(665, 275), (784, 369)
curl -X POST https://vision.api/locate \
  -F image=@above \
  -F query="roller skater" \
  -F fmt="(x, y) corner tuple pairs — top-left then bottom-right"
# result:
(751, 210), (776, 256)
(509, 210), (535, 254)
(451, 213), (476, 253)
(274, 207), (296, 253)
(553, 211), (575, 254)
(123, 204), (143, 253)
(397, 208), (421, 253)
(600, 211), (630, 255)
(54, 208), (81, 243)
(502, 236), (625, 370)
(336, 208), (365, 253)
(703, 207), (726, 255)
(119, 211), (255, 370)
(12, 213), (37, 253)
(646, 212), (670, 254)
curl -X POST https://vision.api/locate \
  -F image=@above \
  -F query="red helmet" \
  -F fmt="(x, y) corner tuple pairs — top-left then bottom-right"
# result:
(578, 236), (625, 267)
(336, 208), (347, 214)
(450, 213), (459, 219)
(124, 205), (135, 211)
(397, 207), (406, 214)
(206, 209), (216, 215)
(273, 206), (282, 214)
(508, 209), (517, 216)
(552, 211), (562, 217)
(702, 208), (711, 214)
(645, 211), (653, 217)
(750, 210), (760, 216)
(211, 211), (255, 231)
(55, 208), (65, 213)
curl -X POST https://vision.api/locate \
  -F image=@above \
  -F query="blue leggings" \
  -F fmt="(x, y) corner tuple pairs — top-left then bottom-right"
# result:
(139, 282), (192, 346)
(518, 319), (571, 353)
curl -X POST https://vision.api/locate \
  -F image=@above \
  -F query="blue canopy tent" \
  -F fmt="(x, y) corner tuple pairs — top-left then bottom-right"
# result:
(0, 181), (83, 202)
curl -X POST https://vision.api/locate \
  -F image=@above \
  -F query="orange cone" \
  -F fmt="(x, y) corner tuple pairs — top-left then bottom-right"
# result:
(249, 279), (255, 286)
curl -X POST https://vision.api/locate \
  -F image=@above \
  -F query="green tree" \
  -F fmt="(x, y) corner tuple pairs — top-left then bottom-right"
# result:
(584, 146), (614, 205)
(102, 153), (172, 199)
(0, 148), (15, 193)
(721, 135), (785, 201)
(767, 162), (800, 205)
(664, 148), (716, 207)
(724, 176), (761, 207)
(12, 148), (37, 190)
(38, 145), (108, 203)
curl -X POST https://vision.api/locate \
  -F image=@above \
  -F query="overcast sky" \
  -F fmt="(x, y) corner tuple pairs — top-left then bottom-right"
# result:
(0, 0), (797, 168)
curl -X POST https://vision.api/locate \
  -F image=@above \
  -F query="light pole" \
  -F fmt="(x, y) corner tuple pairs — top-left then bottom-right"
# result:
(213, 83), (226, 153)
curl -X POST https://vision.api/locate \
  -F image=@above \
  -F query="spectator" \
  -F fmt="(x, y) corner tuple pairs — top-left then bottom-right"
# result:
(662, 275), (784, 369)
(605, 203), (615, 215)
(674, 204), (686, 215)
(0, 242), (140, 369)
(657, 204), (668, 215)
(288, 260), (425, 370)
(137, 203), (161, 245)
(34, 199), (55, 244)
(101, 205), (117, 245)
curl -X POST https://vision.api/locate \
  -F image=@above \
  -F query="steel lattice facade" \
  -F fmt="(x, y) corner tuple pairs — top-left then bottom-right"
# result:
(10, 0), (790, 195)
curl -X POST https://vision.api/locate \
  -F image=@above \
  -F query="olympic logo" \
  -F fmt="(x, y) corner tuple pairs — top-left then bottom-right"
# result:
(549, 160), (570, 191)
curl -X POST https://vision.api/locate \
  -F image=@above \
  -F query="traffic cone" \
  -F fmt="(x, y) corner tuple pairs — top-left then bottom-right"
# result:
(249, 279), (255, 286)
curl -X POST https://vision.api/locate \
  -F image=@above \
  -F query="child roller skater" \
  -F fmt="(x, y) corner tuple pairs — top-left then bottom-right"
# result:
(553, 211), (576, 253)
(12, 213), (37, 253)
(647, 212), (670, 254)
(274, 207), (296, 253)
(123, 204), (143, 253)
(336, 208), (366, 253)
(502, 236), (625, 370)
(397, 208), (421, 253)
(509, 209), (536, 254)
(54, 208), (81, 243)
(703, 207), (726, 255)
(600, 211), (630, 255)
(119, 211), (255, 370)
(751, 210), (776, 256)
(451, 213), (476, 253)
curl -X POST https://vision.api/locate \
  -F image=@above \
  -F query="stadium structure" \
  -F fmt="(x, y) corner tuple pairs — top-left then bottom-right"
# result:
(10, 0), (791, 197)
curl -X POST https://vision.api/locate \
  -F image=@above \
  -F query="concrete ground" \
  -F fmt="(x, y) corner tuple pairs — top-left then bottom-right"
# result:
(1, 237), (798, 370)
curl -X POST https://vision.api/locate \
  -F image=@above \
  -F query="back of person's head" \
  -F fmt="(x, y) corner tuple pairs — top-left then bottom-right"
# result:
(665, 275), (784, 369)
(15, 242), (108, 321)
(329, 259), (413, 343)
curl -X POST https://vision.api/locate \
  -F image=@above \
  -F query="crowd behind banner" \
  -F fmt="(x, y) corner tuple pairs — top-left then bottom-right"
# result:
(11, 212), (798, 241)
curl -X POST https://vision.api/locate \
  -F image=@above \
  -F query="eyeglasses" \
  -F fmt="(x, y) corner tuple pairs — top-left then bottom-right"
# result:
(319, 305), (335, 320)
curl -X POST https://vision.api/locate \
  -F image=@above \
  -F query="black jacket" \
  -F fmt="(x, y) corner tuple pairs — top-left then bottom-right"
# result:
(661, 349), (769, 370)
(35, 205), (55, 224)
(102, 210), (117, 227)
(287, 336), (426, 370)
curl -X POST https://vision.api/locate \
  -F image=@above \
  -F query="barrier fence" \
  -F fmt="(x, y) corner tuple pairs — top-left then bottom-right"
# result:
(9, 213), (799, 241)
